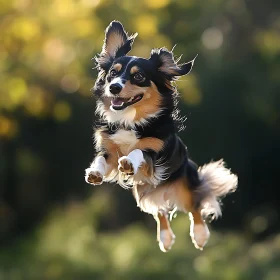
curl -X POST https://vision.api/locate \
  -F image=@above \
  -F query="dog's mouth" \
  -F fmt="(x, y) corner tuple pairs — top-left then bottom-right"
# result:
(110, 94), (144, 111)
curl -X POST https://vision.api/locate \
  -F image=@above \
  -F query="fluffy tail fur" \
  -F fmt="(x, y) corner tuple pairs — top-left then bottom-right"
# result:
(195, 160), (238, 221)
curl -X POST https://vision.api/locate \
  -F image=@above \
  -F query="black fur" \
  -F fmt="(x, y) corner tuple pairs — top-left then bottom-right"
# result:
(92, 21), (200, 190)
(85, 21), (238, 252)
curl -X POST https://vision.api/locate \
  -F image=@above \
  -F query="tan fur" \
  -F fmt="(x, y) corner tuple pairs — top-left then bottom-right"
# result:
(136, 139), (163, 179)
(103, 32), (126, 58)
(110, 130), (139, 155)
(189, 211), (210, 250)
(135, 137), (163, 152)
(116, 82), (161, 121)
(95, 129), (164, 179)
(139, 155), (154, 177)
(155, 213), (175, 252)
(120, 81), (145, 98)
(95, 130), (119, 176)
(96, 130), (163, 156)
(100, 81), (162, 125)
(130, 66), (139, 74)
(133, 82), (162, 121)
(114, 63), (122, 72)
(133, 177), (194, 215)
(191, 211), (205, 226)
(157, 213), (170, 231)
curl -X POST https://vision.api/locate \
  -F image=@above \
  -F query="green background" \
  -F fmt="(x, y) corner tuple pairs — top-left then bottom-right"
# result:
(0, 0), (280, 279)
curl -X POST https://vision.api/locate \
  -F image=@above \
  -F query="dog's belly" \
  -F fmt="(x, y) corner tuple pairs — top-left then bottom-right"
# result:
(133, 178), (193, 216)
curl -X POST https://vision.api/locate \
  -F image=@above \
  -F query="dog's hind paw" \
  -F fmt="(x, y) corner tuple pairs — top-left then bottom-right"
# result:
(158, 230), (176, 252)
(118, 156), (134, 175)
(190, 223), (210, 250)
(85, 168), (103, 185)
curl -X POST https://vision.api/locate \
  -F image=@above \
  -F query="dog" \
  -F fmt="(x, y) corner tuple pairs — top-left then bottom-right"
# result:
(85, 21), (238, 252)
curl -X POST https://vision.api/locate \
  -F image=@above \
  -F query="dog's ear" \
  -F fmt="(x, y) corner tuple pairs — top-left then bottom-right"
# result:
(96, 21), (137, 71)
(149, 47), (196, 78)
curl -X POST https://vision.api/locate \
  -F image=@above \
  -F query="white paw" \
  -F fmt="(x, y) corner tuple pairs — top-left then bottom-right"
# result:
(85, 168), (103, 185)
(158, 230), (176, 252)
(118, 156), (134, 175)
(190, 223), (210, 250)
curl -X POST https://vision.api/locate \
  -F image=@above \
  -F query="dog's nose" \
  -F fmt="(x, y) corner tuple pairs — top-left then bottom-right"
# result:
(109, 83), (122, 95)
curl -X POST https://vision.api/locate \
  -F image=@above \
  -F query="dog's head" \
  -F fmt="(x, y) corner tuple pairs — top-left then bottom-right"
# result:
(94, 21), (195, 126)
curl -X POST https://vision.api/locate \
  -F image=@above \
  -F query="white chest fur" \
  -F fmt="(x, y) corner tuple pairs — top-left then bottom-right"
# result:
(110, 129), (139, 155)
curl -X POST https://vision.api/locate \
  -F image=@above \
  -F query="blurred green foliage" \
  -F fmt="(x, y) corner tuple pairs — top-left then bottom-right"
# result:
(1, 0), (280, 279)
(0, 190), (280, 280)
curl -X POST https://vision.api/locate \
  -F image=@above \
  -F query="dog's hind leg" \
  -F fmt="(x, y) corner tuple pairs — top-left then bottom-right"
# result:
(174, 176), (210, 250)
(189, 210), (210, 250)
(154, 212), (175, 252)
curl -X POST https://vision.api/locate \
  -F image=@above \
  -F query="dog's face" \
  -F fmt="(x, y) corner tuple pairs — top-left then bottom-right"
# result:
(94, 21), (195, 126)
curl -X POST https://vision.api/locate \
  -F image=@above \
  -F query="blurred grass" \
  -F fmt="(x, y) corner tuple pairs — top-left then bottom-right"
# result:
(1, 189), (279, 280)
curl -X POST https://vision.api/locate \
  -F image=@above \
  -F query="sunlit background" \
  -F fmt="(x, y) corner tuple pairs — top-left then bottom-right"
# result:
(1, 0), (280, 279)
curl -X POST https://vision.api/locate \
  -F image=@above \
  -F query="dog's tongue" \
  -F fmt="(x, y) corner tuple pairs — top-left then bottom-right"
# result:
(111, 98), (125, 106)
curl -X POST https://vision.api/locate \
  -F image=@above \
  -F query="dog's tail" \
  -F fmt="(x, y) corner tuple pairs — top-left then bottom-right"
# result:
(194, 160), (238, 220)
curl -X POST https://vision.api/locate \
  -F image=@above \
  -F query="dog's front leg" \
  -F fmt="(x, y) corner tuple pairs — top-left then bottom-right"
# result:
(118, 149), (145, 175)
(85, 154), (109, 185)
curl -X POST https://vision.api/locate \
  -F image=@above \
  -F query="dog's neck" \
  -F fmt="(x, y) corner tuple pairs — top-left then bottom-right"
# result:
(97, 110), (176, 139)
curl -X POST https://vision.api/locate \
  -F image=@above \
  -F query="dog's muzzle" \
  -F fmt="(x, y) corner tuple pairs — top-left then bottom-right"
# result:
(109, 83), (122, 95)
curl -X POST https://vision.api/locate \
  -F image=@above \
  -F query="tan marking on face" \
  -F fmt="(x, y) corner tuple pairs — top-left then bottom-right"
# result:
(104, 81), (162, 122)
(114, 63), (122, 72)
(130, 66), (139, 74)
(120, 81), (145, 98)
(133, 81), (162, 121)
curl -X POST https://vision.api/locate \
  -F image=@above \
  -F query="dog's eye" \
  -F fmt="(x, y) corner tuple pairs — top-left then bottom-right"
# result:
(110, 69), (117, 77)
(134, 72), (145, 81)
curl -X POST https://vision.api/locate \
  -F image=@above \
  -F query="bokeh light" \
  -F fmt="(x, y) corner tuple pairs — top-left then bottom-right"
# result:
(201, 27), (224, 50)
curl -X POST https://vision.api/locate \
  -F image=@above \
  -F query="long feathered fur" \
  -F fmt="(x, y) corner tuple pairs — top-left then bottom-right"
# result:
(195, 160), (238, 220)
(86, 20), (238, 252)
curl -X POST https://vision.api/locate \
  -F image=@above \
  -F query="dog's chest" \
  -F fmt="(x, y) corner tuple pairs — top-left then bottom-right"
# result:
(110, 129), (139, 155)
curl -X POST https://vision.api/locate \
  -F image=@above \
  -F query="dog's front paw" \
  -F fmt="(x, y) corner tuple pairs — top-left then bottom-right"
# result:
(85, 168), (103, 185)
(118, 156), (134, 175)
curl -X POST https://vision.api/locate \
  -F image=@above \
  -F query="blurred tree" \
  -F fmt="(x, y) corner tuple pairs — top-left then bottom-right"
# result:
(0, 0), (280, 246)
